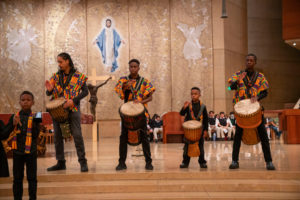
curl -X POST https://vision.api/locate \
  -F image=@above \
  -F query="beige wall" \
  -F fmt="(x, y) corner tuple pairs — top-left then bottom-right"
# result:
(247, 0), (300, 110)
(0, 0), (213, 120)
(212, 0), (248, 114)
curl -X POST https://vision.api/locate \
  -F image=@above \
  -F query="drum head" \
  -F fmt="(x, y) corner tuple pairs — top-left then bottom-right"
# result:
(182, 120), (202, 129)
(120, 101), (145, 116)
(234, 99), (260, 115)
(46, 98), (65, 109)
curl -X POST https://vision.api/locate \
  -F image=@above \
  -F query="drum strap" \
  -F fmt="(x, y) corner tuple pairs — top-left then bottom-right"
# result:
(189, 103), (205, 121)
(242, 70), (259, 98)
(58, 70), (75, 96)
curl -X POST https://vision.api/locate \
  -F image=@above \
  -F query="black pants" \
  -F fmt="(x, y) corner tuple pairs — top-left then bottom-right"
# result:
(232, 121), (272, 162)
(119, 122), (152, 164)
(53, 111), (87, 164)
(182, 135), (206, 165)
(13, 152), (37, 200)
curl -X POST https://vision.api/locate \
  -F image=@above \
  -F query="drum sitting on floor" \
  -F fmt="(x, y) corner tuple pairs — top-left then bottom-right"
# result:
(182, 120), (202, 157)
(234, 99), (262, 145)
(46, 98), (71, 138)
(119, 101), (146, 145)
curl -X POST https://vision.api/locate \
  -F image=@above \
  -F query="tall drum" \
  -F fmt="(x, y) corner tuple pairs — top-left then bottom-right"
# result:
(182, 120), (202, 157)
(119, 101), (146, 146)
(234, 99), (262, 145)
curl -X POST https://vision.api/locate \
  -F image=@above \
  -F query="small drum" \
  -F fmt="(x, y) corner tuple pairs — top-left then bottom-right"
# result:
(182, 120), (202, 157)
(234, 99), (262, 145)
(46, 98), (71, 138)
(119, 101), (146, 146)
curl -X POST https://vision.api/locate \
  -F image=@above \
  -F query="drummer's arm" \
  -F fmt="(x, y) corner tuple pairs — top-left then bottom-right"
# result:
(229, 81), (238, 90)
(202, 107), (208, 132)
(73, 83), (89, 105)
(257, 89), (268, 101)
(139, 94), (153, 104)
(1, 115), (14, 140)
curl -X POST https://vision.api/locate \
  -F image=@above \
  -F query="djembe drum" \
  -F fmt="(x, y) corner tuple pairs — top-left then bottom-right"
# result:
(182, 120), (202, 157)
(234, 99), (262, 145)
(46, 98), (71, 138)
(119, 101), (146, 146)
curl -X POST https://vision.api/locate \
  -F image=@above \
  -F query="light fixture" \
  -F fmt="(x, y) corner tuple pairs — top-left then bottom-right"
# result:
(293, 42), (296, 46)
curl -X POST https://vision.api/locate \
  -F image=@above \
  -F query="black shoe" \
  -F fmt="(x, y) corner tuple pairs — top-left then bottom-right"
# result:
(229, 161), (239, 169)
(145, 163), (153, 170)
(80, 162), (88, 172)
(154, 139), (158, 143)
(47, 160), (66, 171)
(266, 162), (275, 170)
(200, 163), (207, 168)
(180, 163), (189, 168)
(116, 163), (127, 171)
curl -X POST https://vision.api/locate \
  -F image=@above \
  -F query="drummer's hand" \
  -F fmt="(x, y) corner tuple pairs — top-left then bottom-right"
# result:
(133, 99), (141, 104)
(239, 72), (247, 82)
(63, 99), (74, 109)
(250, 96), (258, 103)
(45, 80), (54, 92)
(183, 101), (190, 109)
(13, 115), (21, 126)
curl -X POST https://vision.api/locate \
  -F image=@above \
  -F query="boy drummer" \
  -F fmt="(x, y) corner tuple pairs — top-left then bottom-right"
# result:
(179, 87), (208, 169)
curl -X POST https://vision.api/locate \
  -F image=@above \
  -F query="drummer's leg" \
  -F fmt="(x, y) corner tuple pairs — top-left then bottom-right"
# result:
(182, 143), (190, 165)
(119, 123), (128, 164)
(141, 124), (152, 164)
(69, 111), (87, 164)
(52, 119), (65, 162)
(198, 136), (207, 165)
(257, 122), (272, 162)
(232, 124), (243, 162)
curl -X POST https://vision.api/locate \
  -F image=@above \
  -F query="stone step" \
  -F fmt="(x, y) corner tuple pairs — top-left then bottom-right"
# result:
(1, 179), (299, 197)
(1, 171), (300, 184)
(0, 192), (300, 200)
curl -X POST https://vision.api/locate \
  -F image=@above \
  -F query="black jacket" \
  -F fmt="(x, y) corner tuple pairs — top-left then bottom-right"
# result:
(3, 110), (40, 155)
(0, 120), (10, 177)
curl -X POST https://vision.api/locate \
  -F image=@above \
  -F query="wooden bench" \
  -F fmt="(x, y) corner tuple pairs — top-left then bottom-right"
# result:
(162, 112), (184, 143)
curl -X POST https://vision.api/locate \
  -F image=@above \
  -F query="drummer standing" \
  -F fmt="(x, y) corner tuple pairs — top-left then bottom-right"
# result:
(114, 59), (155, 171)
(228, 53), (275, 170)
(45, 52), (89, 172)
(179, 87), (208, 169)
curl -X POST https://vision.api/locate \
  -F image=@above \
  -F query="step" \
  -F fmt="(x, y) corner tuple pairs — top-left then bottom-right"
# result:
(1, 179), (299, 196)
(0, 192), (300, 200)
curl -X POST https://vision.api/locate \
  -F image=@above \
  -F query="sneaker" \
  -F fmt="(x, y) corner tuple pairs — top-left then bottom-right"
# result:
(116, 163), (127, 171)
(145, 163), (153, 170)
(47, 160), (66, 171)
(266, 162), (275, 170)
(200, 163), (207, 168)
(80, 162), (88, 172)
(229, 161), (239, 169)
(179, 163), (189, 168)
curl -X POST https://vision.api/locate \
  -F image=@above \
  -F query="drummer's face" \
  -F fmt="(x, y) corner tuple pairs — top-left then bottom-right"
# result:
(191, 89), (200, 102)
(129, 62), (140, 76)
(19, 94), (34, 111)
(57, 56), (70, 72)
(246, 56), (256, 70)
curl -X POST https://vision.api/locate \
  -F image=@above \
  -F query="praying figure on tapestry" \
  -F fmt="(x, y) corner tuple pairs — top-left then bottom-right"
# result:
(94, 18), (124, 73)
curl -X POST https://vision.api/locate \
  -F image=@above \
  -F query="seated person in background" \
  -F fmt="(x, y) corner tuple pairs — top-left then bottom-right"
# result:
(267, 118), (282, 139)
(146, 118), (153, 142)
(151, 114), (163, 143)
(216, 112), (232, 140)
(229, 112), (236, 140)
(208, 111), (220, 140)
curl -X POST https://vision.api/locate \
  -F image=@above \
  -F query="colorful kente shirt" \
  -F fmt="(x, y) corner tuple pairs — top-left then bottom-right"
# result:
(114, 75), (155, 117)
(228, 70), (269, 105)
(49, 71), (88, 112)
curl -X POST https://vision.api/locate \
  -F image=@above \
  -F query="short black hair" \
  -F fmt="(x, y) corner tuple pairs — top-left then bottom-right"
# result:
(220, 112), (225, 115)
(209, 111), (214, 114)
(106, 18), (112, 23)
(247, 53), (257, 63)
(191, 87), (201, 92)
(129, 59), (140, 66)
(20, 91), (34, 100)
(229, 111), (234, 115)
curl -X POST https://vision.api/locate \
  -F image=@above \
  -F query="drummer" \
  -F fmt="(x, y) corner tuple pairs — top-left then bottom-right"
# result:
(228, 53), (275, 170)
(114, 59), (155, 171)
(45, 52), (89, 172)
(179, 87), (208, 169)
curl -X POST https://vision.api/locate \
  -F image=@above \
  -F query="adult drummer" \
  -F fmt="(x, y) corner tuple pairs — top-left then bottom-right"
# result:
(114, 59), (155, 171)
(228, 53), (275, 170)
(45, 52), (89, 172)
